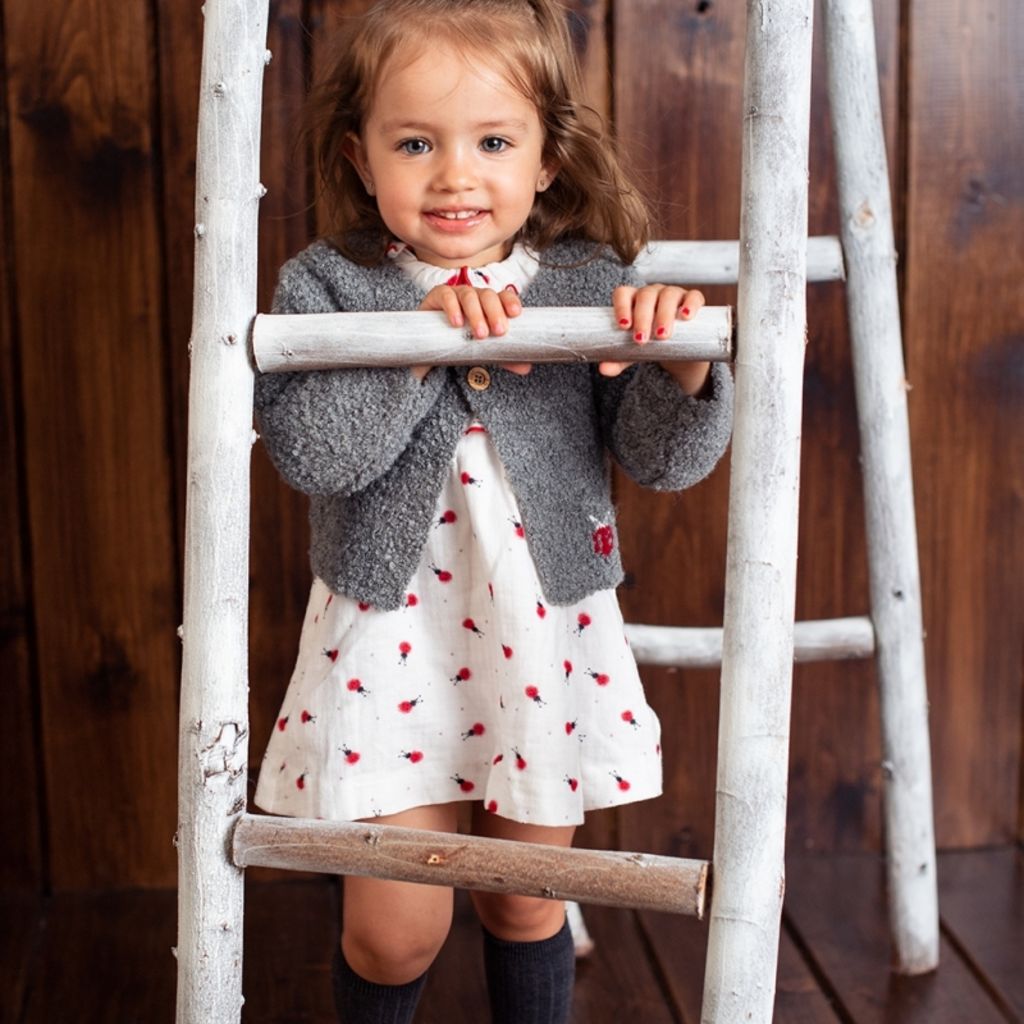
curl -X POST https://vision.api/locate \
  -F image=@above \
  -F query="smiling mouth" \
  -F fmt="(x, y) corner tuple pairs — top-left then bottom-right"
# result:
(429, 209), (485, 220)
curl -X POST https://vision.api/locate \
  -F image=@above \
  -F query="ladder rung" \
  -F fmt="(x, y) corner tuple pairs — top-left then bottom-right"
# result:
(625, 615), (875, 668)
(252, 305), (732, 373)
(232, 814), (709, 917)
(635, 236), (845, 285)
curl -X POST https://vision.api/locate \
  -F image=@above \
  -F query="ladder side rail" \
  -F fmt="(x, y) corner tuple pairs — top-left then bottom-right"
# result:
(635, 236), (845, 284)
(177, 2), (270, 1022)
(701, 2), (815, 1022)
(823, 0), (939, 974)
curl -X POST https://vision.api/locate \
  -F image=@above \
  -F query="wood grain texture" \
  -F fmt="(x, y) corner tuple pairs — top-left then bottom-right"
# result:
(0, 17), (42, 892)
(4, 0), (179, 888)
(784, 854), (1009, 1023)
(904, 0), (1024, 846)
(938, 847), (1024, 1019)
(638, 909), (842, 1024)
(0, 893), (42, 1022)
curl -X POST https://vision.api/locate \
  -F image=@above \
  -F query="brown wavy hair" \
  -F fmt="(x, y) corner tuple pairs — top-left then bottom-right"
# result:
(305, 0), (650, 266)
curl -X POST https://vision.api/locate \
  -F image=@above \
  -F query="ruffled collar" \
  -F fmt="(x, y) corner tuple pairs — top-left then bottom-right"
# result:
(386, 240), (541, 296)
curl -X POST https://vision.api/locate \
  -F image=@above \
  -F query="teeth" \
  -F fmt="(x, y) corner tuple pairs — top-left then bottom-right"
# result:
(434, 210), (480, 220)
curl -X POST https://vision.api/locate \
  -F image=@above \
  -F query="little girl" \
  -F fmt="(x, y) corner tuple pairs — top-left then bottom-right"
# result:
(253, 1), (733, 1021)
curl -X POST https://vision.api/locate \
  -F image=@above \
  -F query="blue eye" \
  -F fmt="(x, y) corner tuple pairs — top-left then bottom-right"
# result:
(481, 136), (509, 153)
(399, 138), (430, 155)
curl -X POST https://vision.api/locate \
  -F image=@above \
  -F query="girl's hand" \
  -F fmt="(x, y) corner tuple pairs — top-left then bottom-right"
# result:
(605, 284), (711, 396)
(418, 284), (532, 378)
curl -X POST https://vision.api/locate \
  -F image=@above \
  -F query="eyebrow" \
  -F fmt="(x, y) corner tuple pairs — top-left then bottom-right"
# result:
(377, 119), (531, 134)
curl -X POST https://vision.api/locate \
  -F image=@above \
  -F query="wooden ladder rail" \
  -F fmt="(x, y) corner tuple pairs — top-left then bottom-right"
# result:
(177, 0), (938, 1020)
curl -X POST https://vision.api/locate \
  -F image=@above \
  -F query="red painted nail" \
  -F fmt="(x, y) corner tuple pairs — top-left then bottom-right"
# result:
(618, 318), (630, 326)
(634, 332), (644, 342)
(656, 326), (667, 337)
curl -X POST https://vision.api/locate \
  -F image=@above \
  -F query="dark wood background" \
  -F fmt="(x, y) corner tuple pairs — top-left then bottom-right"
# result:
(1, 0), (1020, 896)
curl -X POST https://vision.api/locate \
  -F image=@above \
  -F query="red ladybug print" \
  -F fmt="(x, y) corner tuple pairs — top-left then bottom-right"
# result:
(501, 644), (513, 660)
(400, 750), (424, 764)
(575, 612), (592, 635)
(524, 685), (546, 706)
(398, 696), (423, 714)
(346, 678), (370, 696)
(465, 424), (487, 435)
(488, 582), (495, 602)
(429, 564), (453, 583)
(357, 601), (372, 612)
(592, 524), (615, 557)
(610, 771), (631, 792)
(563, 659), (573, 681)
(324, 593), (334, 611)
(510, 517), (525, 539)
(451, 666), (472, 685)
(398, 640), (412, 664)
(300, 710), (316, 724)
(342, 745), (360, 765)
(296, 772), (308, 790)
(621, 710), (640, 729)
(437, 509), (457, 526)
(462, 722), (486, 740)
(513, 748), (528, 771)
(565, 776), (579, 792)
(587, 668), (610, 686)
(460, 471), (482, 487)
(404, 592), (419, 608)
(565, 720), (576, 736)
(452, 774), (476, 793)
(463, 618), (485, 637)
(277, 716), (289, 732)
(536, 600), (547, 619)
(486, 799), (499, 813)
(493, 753), (504, 765)
(323, 648), (339, 663)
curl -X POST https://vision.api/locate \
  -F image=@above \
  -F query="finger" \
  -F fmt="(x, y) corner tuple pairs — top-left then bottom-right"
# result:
(677, 288), (706, 320)
(630, 285), (662, 343)
(500, 285), (523, 319)
(478, 288), (509, 337)
(652, 286), (687, 339)
(441, 287), (464, 327)
(504, 362), (533, 375)
(612, 286), (638, 329)
(456, 287), (489, 339)
(598, 360), (634, 377)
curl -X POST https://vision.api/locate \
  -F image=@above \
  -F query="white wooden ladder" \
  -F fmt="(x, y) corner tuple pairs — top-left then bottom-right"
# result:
(176, 1), (939, 1021)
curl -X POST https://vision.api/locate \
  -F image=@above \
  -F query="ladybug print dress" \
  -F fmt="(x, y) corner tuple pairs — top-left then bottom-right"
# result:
(253, 245), (662, 827)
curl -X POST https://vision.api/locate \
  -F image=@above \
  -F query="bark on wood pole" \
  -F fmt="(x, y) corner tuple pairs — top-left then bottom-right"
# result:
(823, 0), (939, 974)
(176, 1), (268, 1021)
(701, 3), (814, 1022)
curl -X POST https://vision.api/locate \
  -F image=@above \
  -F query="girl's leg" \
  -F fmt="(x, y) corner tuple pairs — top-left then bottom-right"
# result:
(333, 803), (458, 1023)
(469, 809), (577, 1024)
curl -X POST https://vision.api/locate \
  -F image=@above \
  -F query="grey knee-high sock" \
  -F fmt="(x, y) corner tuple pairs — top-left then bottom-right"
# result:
(482, 917), (575, 1024)
(331, 945), (428, 1024)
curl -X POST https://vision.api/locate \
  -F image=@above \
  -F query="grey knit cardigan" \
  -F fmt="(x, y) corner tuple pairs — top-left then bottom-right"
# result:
(255, 237), (734, 610)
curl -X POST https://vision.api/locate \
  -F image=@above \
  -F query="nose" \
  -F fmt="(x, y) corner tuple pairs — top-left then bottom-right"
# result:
(434, 144), (477, 193)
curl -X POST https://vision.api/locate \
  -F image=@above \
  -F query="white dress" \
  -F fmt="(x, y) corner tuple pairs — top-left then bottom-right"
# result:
(253, 245), (662, 827)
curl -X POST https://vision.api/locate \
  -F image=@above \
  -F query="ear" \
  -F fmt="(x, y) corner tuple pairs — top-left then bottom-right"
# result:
(536, 159), (559, 193)
(343, 132), (376, 196)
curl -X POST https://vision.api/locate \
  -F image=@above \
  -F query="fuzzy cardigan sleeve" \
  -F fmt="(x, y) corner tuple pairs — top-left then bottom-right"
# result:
(253, 244), (446, 497)
(527, 241), (734, 491)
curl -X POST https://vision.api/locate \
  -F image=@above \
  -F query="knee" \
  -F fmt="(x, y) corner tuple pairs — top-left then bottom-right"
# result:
(472, 891), (566, 943)
(343, 904), (452, 985)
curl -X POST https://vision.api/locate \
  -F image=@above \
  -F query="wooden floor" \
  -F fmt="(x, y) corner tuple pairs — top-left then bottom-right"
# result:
(3, 847), (1021, 1023)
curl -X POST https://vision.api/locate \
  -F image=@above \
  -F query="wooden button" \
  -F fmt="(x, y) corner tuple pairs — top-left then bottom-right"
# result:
(467, 366), (491, 391)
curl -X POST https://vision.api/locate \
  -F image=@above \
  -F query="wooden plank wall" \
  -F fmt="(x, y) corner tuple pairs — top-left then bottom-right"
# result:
(0, 0), (1019, 894)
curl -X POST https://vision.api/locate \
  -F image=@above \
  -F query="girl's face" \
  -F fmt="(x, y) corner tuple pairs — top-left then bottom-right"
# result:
(346, 44), (556, 268)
